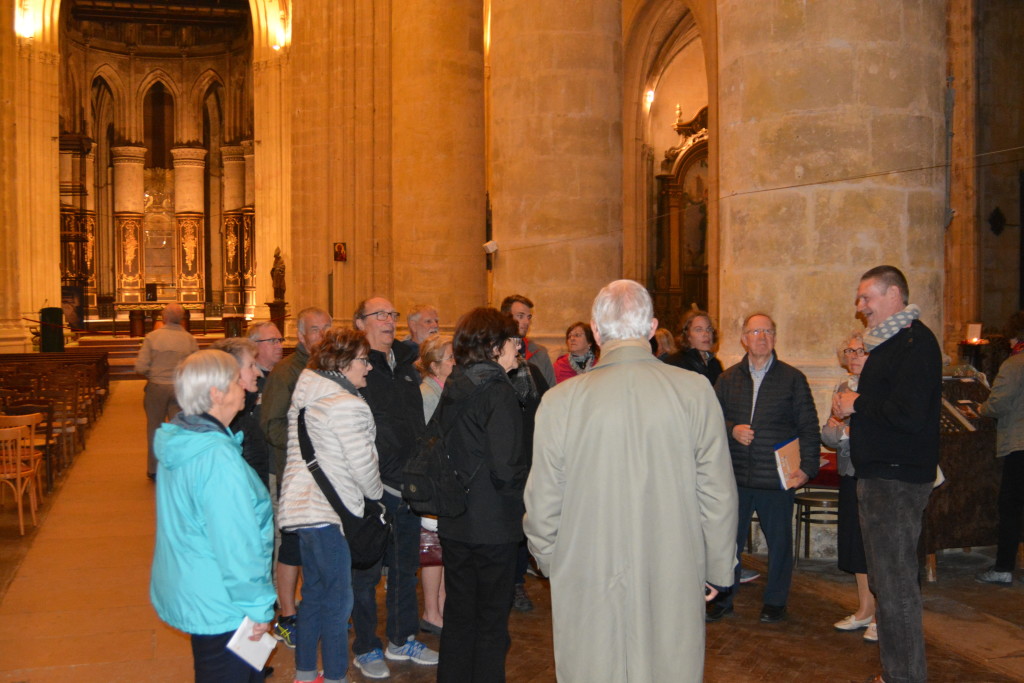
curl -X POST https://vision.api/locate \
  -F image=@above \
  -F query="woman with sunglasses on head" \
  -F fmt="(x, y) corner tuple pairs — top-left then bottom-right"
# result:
(663, 309), (723, 386)
(822, 331), (877, 642)
(415, 334), (456, 636)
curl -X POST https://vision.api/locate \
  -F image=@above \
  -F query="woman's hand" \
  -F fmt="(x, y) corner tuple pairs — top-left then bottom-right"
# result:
(249, 621), (272, 641)
(704, 583), (719, 602)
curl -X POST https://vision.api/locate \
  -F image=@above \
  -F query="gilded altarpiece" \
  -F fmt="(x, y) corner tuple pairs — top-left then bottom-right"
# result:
(222, 211), (244, 312)
(241, 208), (256, 316)
(116, 213), (145, 302)
(176, 212), (205, 302)
(652, 107), (709, 327)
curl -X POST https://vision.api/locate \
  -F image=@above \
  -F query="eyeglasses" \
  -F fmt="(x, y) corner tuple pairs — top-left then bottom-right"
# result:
(744, 328), (776, 337)
(509, 337), (523, 350)
(254, 337), (285, 345)
(353, 356), (371, 365)
(360, 310), (401, 322)
(842, 347), (868, 357)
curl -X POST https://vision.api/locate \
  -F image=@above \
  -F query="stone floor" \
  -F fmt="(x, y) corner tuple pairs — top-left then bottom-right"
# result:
(1, 381), (1022, 682)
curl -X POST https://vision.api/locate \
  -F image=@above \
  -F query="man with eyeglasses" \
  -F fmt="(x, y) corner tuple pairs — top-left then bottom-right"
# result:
(260, 307), (332, 649)
(708, 313), (820, 625)
(249, 321), (285, 375)
(351, 297), (437, 678)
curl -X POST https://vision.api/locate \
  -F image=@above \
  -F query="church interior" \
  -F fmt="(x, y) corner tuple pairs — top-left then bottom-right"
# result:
(1, 0), (1024, 679)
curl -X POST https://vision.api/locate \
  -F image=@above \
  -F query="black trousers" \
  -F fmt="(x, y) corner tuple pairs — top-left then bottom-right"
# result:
(437, 538), (517, 683)
(995, 450), (1024, 571)
(190, 631), (264, 683)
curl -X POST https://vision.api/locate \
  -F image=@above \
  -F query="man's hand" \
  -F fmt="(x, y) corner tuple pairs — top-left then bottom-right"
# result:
(704, 583), (719, 602)
(732, 424), (755, 446)
(833, 390), (859, 418)
(786, 468), (810, 490)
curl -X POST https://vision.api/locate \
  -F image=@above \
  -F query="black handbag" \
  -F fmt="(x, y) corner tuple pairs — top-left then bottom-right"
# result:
(297, 407), (392, 569)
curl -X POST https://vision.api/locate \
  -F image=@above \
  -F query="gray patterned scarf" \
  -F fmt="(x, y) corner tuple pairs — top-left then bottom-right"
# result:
(863, 304), (921, 351)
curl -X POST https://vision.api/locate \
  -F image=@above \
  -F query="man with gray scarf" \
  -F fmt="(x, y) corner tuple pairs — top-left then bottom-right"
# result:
(835, 265), (941, 683)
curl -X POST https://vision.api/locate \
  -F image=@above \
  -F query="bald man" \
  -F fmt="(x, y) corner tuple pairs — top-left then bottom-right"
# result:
(135, 303), (198, 479)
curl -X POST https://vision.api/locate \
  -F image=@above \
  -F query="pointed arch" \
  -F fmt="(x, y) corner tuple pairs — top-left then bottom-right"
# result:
(184, 69), (226, 143)
(135, 69), (183, 145)
(89, 64), (128, 140)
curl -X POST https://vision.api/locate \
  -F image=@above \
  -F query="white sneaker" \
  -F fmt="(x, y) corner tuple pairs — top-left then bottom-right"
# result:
(385, 636), (438, 665)
(863, 622), (878, 642)
(833, 614), (873, 631)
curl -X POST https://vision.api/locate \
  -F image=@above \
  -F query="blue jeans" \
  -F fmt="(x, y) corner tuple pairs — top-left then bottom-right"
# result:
(351, 490), (421, 654)
(296, 525), (352, 681)
(719, 486), (795, 609)
(858, 478), (932, 683)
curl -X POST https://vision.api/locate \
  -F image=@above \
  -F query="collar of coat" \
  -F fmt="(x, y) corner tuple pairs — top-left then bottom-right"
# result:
(592, 338), (657, 367)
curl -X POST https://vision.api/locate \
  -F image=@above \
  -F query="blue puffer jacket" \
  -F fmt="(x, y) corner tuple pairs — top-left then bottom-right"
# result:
(150, 413), (276, 635)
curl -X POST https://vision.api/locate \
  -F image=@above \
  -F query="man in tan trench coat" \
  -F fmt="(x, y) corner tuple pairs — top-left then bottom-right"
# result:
(524, 280), (739, 682)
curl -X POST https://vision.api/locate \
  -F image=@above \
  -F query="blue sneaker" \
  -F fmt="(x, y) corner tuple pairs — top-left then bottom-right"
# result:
(385, 636), (438, 665)
(273, 614), (296, 649)
(354, 648), (390, 679)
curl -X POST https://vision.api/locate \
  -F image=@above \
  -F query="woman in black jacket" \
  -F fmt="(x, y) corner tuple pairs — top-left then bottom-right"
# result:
(663, 309), (723, 386)
(436, 307), (526, 682)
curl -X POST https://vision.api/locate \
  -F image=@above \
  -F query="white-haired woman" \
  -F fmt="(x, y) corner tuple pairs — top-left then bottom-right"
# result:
(822, 332), (876, 641)
(150, 349), (276, 682)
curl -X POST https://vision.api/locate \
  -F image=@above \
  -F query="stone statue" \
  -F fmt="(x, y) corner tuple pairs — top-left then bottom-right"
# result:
(271, 247), (286, 301)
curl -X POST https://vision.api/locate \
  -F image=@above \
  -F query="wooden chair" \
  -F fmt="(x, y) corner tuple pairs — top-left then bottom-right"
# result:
(38, 388), (78, 471)
(0, 412), (45, 502)
(4, 400), (56, 492)
(0, 425), (38, 535)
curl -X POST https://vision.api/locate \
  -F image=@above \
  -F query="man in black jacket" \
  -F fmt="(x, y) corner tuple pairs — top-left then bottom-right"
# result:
(708, 313), (820, 624)
(835, 266), (940, 683)
(351, 297), (436, 679)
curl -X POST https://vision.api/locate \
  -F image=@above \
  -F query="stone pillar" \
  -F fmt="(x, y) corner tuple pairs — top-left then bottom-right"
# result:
(171, 146), (207, 303)
(489, 0), (623, 336)
(221, 145), (245, 211)
(241, 139), (255, 207)
(945, 0), (978, 354)
(111, 145), (147, 303)
(392, 0), (486, 321)
(717, 1), (948, 414)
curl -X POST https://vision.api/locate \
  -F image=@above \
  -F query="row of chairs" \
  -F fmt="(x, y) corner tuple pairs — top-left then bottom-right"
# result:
(0, 362), (107, 535)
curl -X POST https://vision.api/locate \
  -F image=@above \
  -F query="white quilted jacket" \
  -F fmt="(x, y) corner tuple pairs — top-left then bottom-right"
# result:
(278, 370), (384, 530)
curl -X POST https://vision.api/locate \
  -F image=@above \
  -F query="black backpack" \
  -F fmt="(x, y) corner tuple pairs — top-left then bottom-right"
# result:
(402, 380), (492, 517)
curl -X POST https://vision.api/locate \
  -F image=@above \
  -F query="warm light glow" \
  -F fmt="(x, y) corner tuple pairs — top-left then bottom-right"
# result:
(15, 1), (40, 39)
(272, 44), (281, 51)
(646, 89), (655, 105)
(273, 7), (292, 49)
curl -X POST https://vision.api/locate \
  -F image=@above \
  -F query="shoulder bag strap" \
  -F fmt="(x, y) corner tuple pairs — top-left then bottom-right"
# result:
(297, 407), (357, 521)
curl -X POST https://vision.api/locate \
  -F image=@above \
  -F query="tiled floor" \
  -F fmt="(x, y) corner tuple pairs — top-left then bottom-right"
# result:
(1, 381), (1022, 682)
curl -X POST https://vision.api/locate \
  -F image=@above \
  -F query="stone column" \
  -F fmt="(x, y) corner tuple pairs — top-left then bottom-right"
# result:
(111, 145), (147, 303)
(489, 0), (623, 336)
(717, 1), (948, 413)
(241, 139), (255, 207)
(171, 146), (207, 303)
(392, 0), (486, 321)
(221, 145), (245, 312)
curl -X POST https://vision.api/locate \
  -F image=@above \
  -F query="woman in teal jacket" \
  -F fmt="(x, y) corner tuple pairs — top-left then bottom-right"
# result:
(150, 349), (276, 682)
